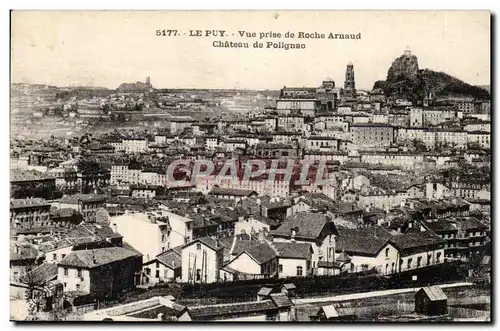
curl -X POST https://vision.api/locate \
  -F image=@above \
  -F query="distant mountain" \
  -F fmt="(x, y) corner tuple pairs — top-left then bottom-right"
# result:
(373, 51), (490, 101)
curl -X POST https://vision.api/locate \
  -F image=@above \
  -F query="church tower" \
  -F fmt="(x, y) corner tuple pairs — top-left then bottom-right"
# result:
(344, 62), (355, 90)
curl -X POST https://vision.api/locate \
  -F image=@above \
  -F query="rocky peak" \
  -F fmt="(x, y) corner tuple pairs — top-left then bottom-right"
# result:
(386, 51), (419, 82)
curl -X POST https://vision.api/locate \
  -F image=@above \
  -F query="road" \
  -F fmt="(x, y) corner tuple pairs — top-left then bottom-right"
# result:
(293, 282), (475, 305)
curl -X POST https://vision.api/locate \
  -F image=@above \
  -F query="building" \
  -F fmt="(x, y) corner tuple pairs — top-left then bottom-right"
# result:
(272, 242), (313, 278)
(276, 99), (316, 117)
(350, 123), (395, 147)
(271, 212), (338, 273)
(122, 138), (149, 153)
(226, 241), (279, 278)
(335, 234), (399, 275)
(312, 304), (357, 321)
(467, 131), (490, 149)
(409, 108), (423, 127)
(415, 286), (448, 316)
(110, 211), (173, 262)
(306, 136), (339, 152)
(84, 296), (191, 321)
(58, 194), (106, 223)
(343, 62), (356, 99)
(181, 237), (224, 284)
(142, 246), (182, 284)
(390, 231), (446, 272)
(209, 188), (258, 202)
(188, 292), (294, 321)
(277, 115), (305, 132)
(10, 198), (51, 232)
(57, 246), (142, 295)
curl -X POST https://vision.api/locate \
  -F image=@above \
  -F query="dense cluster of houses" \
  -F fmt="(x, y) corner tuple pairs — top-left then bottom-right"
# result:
(10, 67), (490, 320)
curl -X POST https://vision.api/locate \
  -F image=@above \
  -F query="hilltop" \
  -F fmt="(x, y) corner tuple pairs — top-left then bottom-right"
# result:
(373, 51), (490, 101)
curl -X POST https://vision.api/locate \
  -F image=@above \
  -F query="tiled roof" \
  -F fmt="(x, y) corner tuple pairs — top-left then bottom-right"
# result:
(184, 237), (224, 252)
(452, 217), (488, 231)
(60, 194), (106, 204)
(336, 236), (389, 257)
(390, 231), (445, 250)
(243, 242), (277, 264)
(424, 220), (458, 232)
(127, 303), (187, 319)
(10, 242), (39, 261)
(419, 286), (447, 301)
(272, 242), (312, 259)
(155, 249), (181, 270)
(10, 169), (54, 182)
(20, 263), (58, 285)
(209, 187), (256, 197)
(271, 212), (338, 240)
(270, 293), (293, 308)
(257, 287), (273, 296)
(58, 247), (141, 268)
(10, 198), (51, 209)
(231, 239), (261, 256)
(188, 300), (277, 319)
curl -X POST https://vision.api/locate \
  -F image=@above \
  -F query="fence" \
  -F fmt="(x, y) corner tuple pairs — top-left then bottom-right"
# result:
(178, 261), (468, 302)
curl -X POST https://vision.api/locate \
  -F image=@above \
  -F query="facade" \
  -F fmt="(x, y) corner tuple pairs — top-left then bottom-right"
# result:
(110, 211), (172, 262)
(181, 237), (224, 284)
(271, 212), (338, 273)
(57, 247), (142, 295)
(350, 123), (395, 147)
(58, 194), (106, 223)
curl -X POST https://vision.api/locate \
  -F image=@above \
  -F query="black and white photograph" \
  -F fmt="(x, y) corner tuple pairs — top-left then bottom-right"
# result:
(8, 10), (491, 322)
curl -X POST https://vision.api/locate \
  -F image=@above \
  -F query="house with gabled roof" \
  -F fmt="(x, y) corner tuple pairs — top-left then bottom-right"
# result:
(57, 246), (143, 296)
(271, 212), (338, 273)
(271, 241), (313, 278)
(181, 237), (224, 284)
(142, 246), (182, 284)
(225, 241), (279, 278)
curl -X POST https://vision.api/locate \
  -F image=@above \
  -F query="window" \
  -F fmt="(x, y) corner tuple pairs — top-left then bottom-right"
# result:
(155, 270), (160, 278)
(76, 284), (81, 291)
(156, 262), (160, 268)
(279, 264), (283, 273)
(385, 248), (389, 258)
(77, 269), (82, 277)
(407, 258), (412, 269)
(62, 254), (66, 259)
(417, 256), (422, 268)
(63, 268), (68, 276)
(437, 252), (442, 263)
(161, 234), (166, 243)
(63, 282), (67, 288)
(52, 253), (57, 261)
(296, 266), (303, 276)
(196, 243), (201, 250)
(196, 269), (201, 281)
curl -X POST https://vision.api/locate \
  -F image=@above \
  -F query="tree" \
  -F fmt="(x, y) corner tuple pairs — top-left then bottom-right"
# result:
(412, 139), (428, 152)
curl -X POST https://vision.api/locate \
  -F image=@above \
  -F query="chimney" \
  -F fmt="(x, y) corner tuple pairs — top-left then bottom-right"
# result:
(291, 228), (297, 242)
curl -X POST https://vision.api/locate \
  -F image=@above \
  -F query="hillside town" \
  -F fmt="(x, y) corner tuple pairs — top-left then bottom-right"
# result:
(10, 49), (491, 322)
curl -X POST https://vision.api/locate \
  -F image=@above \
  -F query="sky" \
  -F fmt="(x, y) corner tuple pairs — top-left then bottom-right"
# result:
(11, 10), (491, 90)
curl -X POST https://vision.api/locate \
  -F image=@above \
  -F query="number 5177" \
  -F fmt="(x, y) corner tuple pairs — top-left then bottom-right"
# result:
(156, 30), (178, 36)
